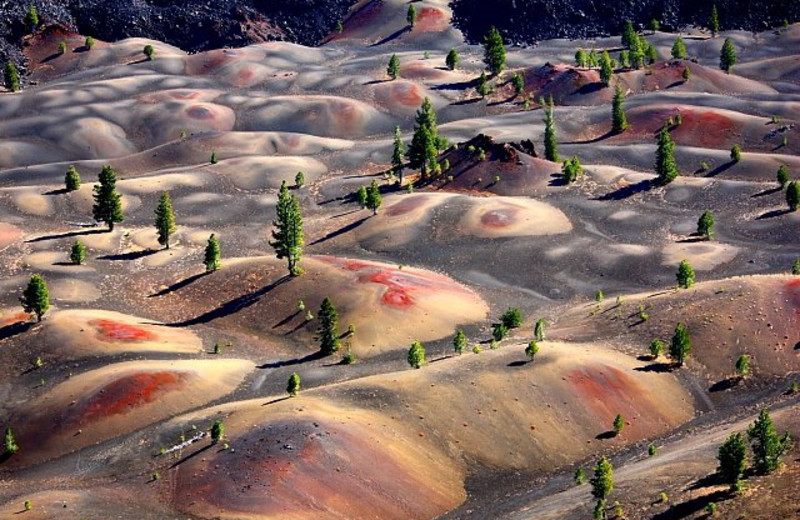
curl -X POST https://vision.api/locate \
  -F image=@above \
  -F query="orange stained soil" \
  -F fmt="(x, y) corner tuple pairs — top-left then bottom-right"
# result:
(384, 195), (428, 216)
(75, 371), (186, 424)
(414, 7), (448, 32)
(2, 312), (31, 325)
(391, 82), (424, 107)
(90, 319), (158, 342)
(566, 365), (643, 423)
(481, 208), (517, 228)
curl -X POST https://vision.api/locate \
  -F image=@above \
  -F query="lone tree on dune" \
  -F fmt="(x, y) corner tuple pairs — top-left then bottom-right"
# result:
(70, 240), (87, 265)
(786, 181), (800, 211)
(655, 125), (678, 184)
(697, 210), (715, 240)
(649, 338), (664, 359)
(483, 26), (506, 75)
(512, 72), (525, 97)
(204, 234), (221, 272)
(677, 259), (696, 289)
(534, 318), (546, 341)
(599, 51), (613, 87)
(735, 354), (750, 378)
(387, 54), (400, 80)
(365, 180), (382, 214)
(356, 185), (368, 208)
(562, 156), (583, 184)
(682, 66), (691, 81)
(669, 322), (692, 366)
(671, 36), (687, 59)
(720, 38), (737, 73)
(295, 171), (305, 188)
(612, 85), (628, 133)
(210, 420), (224, 444)
(730, 144), (741, 163)
(406, 5), (417, 28)
(317, 297), (340, 355)
(613, 414), (625, 435)
(4, 61), (20, 92)
(65, 165), (81, 191)
(92, 165), (124, 231)
(143, 44), (155, 60)
(501, 307), (522, 329)
(476, 71), (490, 99)
(24, 5), (39, 32)
(20, 274), (50, 322)
(543, 97), (559, 162)
(154, 191), (177, 249)
(526, 340), (540, 362)
(391, 126), (406, 185)
(85, 36), (95, 50)
(408, 340), (426, 369)
(453, 329), (467, 355)
(709, 5), (720, 37)
(717, 432), (747, 491)
(270, 181), (304, 276)
(408, 98), (445, 178)
(748, 409), (791, 475)
(777, 165), (790, 189)
(446, 49), (459, 71)
(4, 427), (19, 455)
(287, 373), (301, 396)
(590, 456), (614, 519)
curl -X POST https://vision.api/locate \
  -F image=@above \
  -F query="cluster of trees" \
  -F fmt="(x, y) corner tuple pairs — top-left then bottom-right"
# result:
(717, 409), (791, 492)
(620, 21), (658, 70)
(356, 180), (382, 214)
(561, 156), (583, 184)
(650, 323), (692, 366)
(408, 98), (448, 178)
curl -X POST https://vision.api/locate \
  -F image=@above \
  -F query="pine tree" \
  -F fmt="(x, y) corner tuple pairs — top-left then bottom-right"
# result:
(366, 180), (382, 214)
(621, 21), (637, 49)
(154, 191), (177, 249)
(787, 181), (800, 211)
(525, 340), (540, 361)
(85, 36), (95, 50)
(387, 54), (400, 80)
(317, 297), (340, 355)
(649, 339), (664, 359)
(295, 171), (305, 188)
(629, 35), (645, 69)
(24, 5), (39, 32)
(70, 240), (87, 265)
(501, 308), (523, 329)
(730, 144), (741, 163)
(735, 354), (750, 378)
(20, 274), (50, 322)
(270, 181), (304, 276)
(590, 456), (614, 519)
(717, 432), (747, 490)
(646, 43), (658, 64)
(748, 409), (791, 475)
(669, 322), (692, 366)
(720, 38), (737, 73)
(3, 427), (19, 455)
(677, 259), (696, 289)
(709, 5), (720, 37)
(776, 165), (790, 188)
(599, 51), (613, 86)
(562, 156), (583, 183)
(408, 98), (443, 178)
(793, 258), (800, 275)
(453, 329), (467, 355)
(204, 234), (221, 272)
(512, 73), (525, 97)
(445, 49), (459, 71)
(210, 420), (224, 444)
(406, 5), (417, 28)
(574, 467), (587, 484)
(697, 210), (715, 240)
(143, 44), (155, 60)
(543, 97), (559, 162)
(408, 340), (426, 368)
(612, 85), (628, 133)
(649, 19), (660, 32)
(534, 318), (546, 341)
(4, 61), (20, 92)
(483, 26), (506, 75)
(575, 49), (588, 68)
(682, 66), (691, 81)
(65, 165), (81, 191)
(613, 414), (625, 435)
(287, 373), (301, 396)
(92, 165), (124, 231)
(476, 71), (490, 99)
(391, 126), (406, 185)
(671, 36), (687, 59)
(655, 126), (678, 184)
(356, 185), (368, 208)
(619, 50), (630, 68)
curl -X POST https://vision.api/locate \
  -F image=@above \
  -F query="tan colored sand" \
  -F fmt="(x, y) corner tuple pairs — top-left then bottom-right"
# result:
(354, 192), (456, 246)
(12, 189), (54, 217)
(662, 241), (740, 270)
(23, 251), (95, 274)
(462, 196), (572, 238)
(49, 278), (101, 303)
(0, 222), (23, 249)
(209, 156), (327, 190)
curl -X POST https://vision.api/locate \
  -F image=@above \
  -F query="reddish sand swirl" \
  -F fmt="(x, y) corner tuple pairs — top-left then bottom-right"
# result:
(481, 209), (515, 228)
(75, 371), (186, 424)
(90, 319), (157, 342)
(384, 194), (429, 217)
(414, 7), (448, 32)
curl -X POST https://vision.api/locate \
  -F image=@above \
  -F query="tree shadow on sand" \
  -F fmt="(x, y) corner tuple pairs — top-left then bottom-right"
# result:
(258, 350), (326, 369)
(704, 161), (735, 178)
(709, 377), (740, 392)
(309, 217), (368, 246)
(751, 186), (781, 198)
(563, 130), (615, 145)
(756, 208), (791, 220)
(25, 228), (107, 243)
(98, 249), (158, 261)
(370, 26), (411, 46)
(651, 489), (729, 520)
(148, 271), (211, 298)
(596, 179), (657, 201)
(0, 321), (34, 341)
(634, 362), (674, 373)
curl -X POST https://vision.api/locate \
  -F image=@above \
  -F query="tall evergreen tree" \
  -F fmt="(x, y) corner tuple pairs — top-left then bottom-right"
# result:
(445, 49), (459, 70)
(525, 340), (540, 361)
(512, 72), (525, 97)
(575, 49), (589, 68)
(717, 432), (747, 491)
(697, 210), (715, 240)
(366, 180), (382, 214)
(655, 126), (678, 184)
(676, 259), (696, 289)
(621, 21), (637, 49)
(406, 5), (417, 27)
(317, 297), (340, 355)
(408, 340), (426, 368)
(748, 409), (791, 475)
(65, 165), (81, 191)
(391, 126), (406, 185)
(154, 191), (177, 249)
(776, 165), (790, 189)
(92, 165), (124, 231)
(4, 61), (20, 92)
(287, 372), (301, 396)
(356, 185), (368, 208)
(629, 35), (645, 69)
(20, 274), (50, 322)
(599, 51), (613, 87)
(270, 181), (304, 276)
(70, 240), (87, 265)
(709, 5), (720, 36)
(210, 420), (224, 444)
(534, 318), (546, 341)
(669, 322), (692, 366)
(720, 38), (737, 73)
(483, 26), (506, 75)
(453, 329), (467, 355)
(3, 427), (19, 455)
(786, 181), (800, 211)
(204, 234), (221, 272)
(612, 85), (628, 133)
(590, 456), (614, 519)
(24, 5), (39, 32)
(476, 71), (490, 99)
(543, 97), (559, 162)
(408, 98), (444, 178)
(387, 54), (400, 80)
(735, 354), (750, 378)
(671, 36), (687, 59)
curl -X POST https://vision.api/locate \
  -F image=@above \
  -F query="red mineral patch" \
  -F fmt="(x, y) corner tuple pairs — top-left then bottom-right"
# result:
(392, 82), (424, 107)
(567, 365), (641, 422)
(481, 208), (516, 228)
(674, 109), (736, 148)
(90, 319), (157, 342)
(0, 223), (23, 249)
(2, 312), (30, 325)
(76, 371), (186, 424)
(385, 195), (427, 217)
(414, 7), (448, 32)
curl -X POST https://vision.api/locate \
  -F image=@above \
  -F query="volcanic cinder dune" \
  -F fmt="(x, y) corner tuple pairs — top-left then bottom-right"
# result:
(1, 3), (799, 520)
